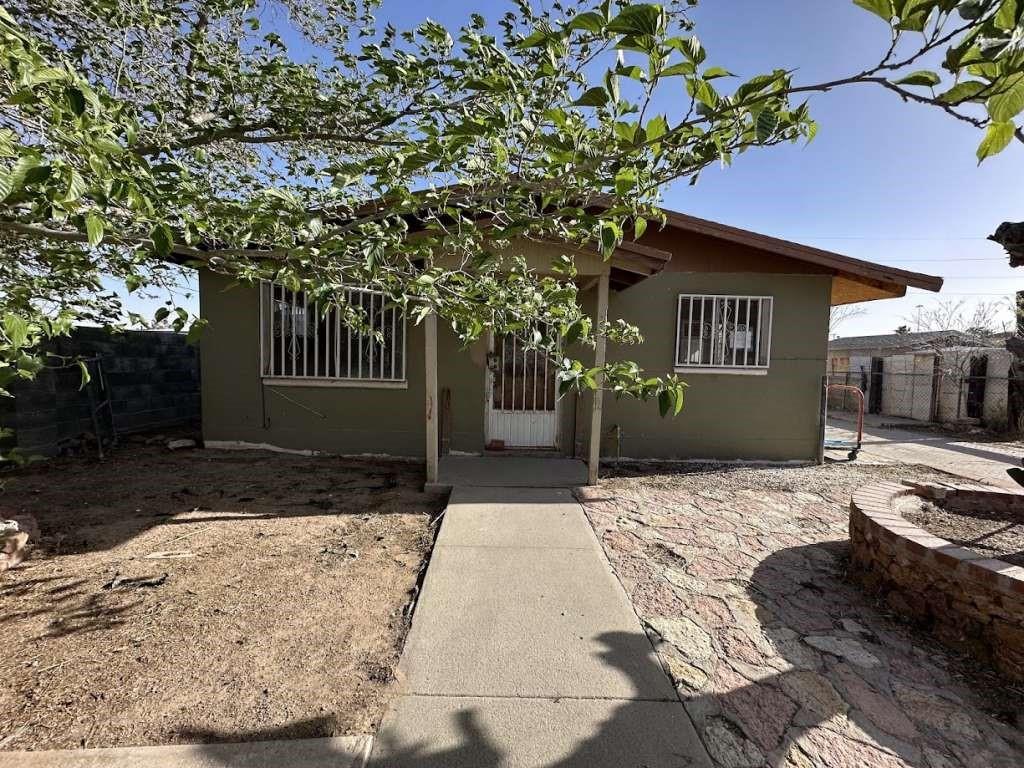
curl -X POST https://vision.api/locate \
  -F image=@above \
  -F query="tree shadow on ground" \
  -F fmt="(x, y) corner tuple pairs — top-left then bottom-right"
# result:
(0, 448), (440, 556)
(182, 631), (708, 768)
(672, 540), (1024, 768)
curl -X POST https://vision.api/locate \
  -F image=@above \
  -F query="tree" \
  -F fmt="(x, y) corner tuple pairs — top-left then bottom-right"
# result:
(895, 325), (912, 334)
(908, 299), (1010, 418)
(829, 304), (868, 334)
(2, 0), (1024, 434)
(913, 297), (1008, 345)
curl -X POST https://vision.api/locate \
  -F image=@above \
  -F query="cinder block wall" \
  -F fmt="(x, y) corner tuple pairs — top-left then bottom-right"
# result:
(0, 327), (200, 455)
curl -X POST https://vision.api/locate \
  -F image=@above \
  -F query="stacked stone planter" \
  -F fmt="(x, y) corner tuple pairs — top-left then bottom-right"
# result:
(850, 481), (1024, 680)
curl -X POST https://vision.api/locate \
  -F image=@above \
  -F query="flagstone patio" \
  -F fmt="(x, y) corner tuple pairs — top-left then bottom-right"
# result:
(577, 462), (1024, 768)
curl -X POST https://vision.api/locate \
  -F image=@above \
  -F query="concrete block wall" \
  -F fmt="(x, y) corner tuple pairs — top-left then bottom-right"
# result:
(881, 354), (935, 421)
(1, 327), (200, 455)
(933, 347), (1012, 427)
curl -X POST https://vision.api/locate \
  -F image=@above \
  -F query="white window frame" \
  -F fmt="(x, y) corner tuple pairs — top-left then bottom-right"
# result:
(260, 282), (407, 389)
(673, 294), (773, 375)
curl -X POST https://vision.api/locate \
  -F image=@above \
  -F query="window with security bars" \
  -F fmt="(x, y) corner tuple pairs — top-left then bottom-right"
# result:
(261, 283), (406, 382)
(674, 294), (773, 370)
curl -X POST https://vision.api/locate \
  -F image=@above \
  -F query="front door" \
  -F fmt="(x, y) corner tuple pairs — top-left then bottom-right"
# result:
(485, 331), (558, 449)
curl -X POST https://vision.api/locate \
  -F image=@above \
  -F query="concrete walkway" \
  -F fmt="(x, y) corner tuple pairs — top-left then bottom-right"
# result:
(826, 416), (1022, 489)
(369, 486), (711, 768)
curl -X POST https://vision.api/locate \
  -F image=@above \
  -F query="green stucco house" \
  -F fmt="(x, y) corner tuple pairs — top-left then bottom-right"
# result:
(197, 208), (941, 481)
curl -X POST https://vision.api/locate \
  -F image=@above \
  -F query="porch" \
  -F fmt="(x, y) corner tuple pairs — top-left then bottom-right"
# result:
(428, 455), (588, 491)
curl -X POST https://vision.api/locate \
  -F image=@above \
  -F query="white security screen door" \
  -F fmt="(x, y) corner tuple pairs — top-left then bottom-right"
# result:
(486, 332), (558, 449)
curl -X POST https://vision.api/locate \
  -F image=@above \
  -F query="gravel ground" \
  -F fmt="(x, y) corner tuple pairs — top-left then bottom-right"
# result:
(580, 461), (1024, 768)
(0, 445), (445, 752)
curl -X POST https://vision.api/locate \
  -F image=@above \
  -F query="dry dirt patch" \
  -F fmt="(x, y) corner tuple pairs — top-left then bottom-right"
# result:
(0, 445), (445, 751)
(904, 497), (1024, 567)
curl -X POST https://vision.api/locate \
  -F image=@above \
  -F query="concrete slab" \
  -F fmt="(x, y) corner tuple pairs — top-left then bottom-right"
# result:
(0, 736), (372, 768)
(401, 545), (675, 699)
(369, 695), (710, 768)
(372, 485), (711, 766)
(439, 487), (598, 550)
(435, 456), (588, 489)
(827, 418), (1022, 489)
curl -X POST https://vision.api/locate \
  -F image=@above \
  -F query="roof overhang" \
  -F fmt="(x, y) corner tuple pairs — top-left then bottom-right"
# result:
(658, 209), (943, 305)
(608, 239), (672, 288)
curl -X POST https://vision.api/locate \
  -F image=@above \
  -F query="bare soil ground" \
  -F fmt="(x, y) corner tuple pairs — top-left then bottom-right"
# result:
(0, 443), (445, 751)
(904, 497), (1024, 567)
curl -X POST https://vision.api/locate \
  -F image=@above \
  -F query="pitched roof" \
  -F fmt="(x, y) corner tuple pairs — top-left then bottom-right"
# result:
(658, 209), (943, 305)
(828, 330), (966, 352)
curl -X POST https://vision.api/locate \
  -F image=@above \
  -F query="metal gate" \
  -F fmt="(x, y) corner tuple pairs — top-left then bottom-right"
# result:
(485, 331), (558, 449)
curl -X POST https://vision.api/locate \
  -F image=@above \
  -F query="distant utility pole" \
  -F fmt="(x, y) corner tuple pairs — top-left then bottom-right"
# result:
(915, 305), (924, 332)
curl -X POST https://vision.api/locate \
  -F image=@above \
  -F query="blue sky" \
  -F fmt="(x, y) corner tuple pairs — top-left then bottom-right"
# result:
(131, 0), (1024, 336)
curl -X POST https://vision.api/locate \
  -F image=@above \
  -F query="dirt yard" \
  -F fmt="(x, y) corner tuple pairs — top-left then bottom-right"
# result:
(580, 462), (1024, 768)
(905, 496), (1024, 567)
(0, 443), (445, 751)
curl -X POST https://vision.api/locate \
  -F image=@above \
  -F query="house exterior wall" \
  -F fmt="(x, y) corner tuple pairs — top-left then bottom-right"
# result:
(199, 259), (832, 462)
(200, 270), (575, 456)
(587, 271), (832, 462)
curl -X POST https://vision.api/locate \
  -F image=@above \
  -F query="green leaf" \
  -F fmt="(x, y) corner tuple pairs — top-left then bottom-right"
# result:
(61, 168), (87, 204)
(574, 87), (609, 107)
(76, 360), (91, 389)
(988, 73), (1024, 123)
(756, 110), (779, 142)
(85, 212), (104, 246)
(606, 5), (662, 36)
(853, 0), (894, 20)
(154, 307), (171, 323)
(702, 66), (733, 79)
(614, 167), (637, 195)
(737, 71), (787, 100)
(645, 114), (668, 142)
(995, 0), (1020, 30)
(634, 216), (647, 239)
(686, 78), (719, 109)
(895, 70), (941, 87)
(938, 80), (988, 103)
(661, 62), (694, 77)
(3, 314), (29, 349)
(186, 318), (208, 346)
(0, 154), (40, 202)
(566, 11), (605, 33)
(150, 223), (173, 257)
(599, 220), (621, 257)
(976, 120), (1016, 163)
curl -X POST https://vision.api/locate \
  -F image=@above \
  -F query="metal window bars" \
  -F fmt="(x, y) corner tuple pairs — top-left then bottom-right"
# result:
(674, 294), (773, 368)
(261, 283), (406, 381)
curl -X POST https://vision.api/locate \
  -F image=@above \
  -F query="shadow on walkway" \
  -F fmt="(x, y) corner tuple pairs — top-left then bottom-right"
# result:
(185, 631), (707, 768)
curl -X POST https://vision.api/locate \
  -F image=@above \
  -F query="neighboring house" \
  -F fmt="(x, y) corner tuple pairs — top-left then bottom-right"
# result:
(829, 331), (1012, 427)
(828, 330), (970, 375)
(198, 209), (941, 477)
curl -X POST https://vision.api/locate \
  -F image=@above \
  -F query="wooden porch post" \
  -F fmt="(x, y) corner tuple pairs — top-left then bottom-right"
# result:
(425, 311), (439, 485)
(587, 272), (610, 485)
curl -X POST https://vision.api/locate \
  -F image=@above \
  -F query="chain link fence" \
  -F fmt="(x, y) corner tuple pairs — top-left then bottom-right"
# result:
(827, 369), (1024, 432)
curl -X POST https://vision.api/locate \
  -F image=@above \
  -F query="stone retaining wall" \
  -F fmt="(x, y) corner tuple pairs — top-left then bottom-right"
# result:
(849, 481), (1024, 680)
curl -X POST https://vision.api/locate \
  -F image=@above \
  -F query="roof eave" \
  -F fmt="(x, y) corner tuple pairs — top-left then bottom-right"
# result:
(659, 209), (944, 297)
